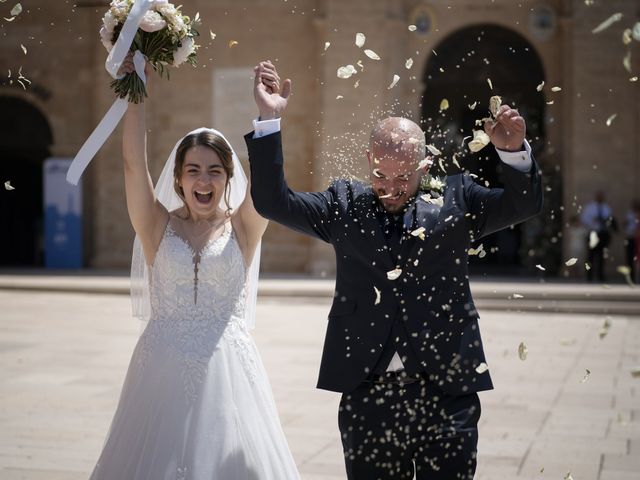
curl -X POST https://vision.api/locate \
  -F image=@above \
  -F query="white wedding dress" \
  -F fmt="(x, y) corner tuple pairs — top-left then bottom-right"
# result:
(90, 220), (300, 480)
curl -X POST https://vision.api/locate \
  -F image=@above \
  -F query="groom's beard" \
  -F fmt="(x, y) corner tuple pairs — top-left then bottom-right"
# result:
(375, 189), (409, 213)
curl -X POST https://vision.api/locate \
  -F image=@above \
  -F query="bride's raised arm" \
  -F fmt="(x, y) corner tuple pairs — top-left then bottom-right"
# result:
(120, 56), (168, 264)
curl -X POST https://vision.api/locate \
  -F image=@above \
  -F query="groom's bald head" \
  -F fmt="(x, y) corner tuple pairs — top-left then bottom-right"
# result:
(369, 117), (426, 164)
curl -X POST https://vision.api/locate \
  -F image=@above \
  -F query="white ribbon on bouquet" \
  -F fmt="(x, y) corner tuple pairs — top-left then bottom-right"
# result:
(66, 0), (155, 185)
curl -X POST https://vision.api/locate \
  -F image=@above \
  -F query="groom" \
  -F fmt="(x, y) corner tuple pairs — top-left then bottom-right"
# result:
(246, 61), (543, 479)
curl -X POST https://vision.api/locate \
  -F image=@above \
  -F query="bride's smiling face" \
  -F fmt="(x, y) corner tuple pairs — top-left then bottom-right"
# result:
(179, 145), (228, 218)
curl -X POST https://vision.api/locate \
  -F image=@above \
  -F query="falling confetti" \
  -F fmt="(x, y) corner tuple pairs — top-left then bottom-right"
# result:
(408, 25), (417, 32)
(228, 40), (238, 48)
(535, 264), (546, 271)
(364, 49), (381, 60)
(324, 42), (330, 51)
(468, 130), (491, 153)
(617, 265), (635, 286)
(337, 65), (357, 79)
(355, 32), (365, 48)
(468, 244), (486, 258)
(551, 86), (562, 92)
(373, 286), (381, 305)
(518, 342), (528, 361)
(580, 369), (591, 383)
(599, 317), (612, 339)
(592, 13), (623, 34)
(9, 3), (21, 16)
(4, 180), (15, 190)
(421, 194), (443, 207)
(416, 158), (432, 170)
(623, 51), (631, 73)
(387, 268), (402, 281)
(536, 81), (545, 92)
(405, 58), (413, 69)
(20, 43), (26, 54)
(589, 231), (599, 249)
(623, 29), (632, 45)
(426, 144), (442, 156)
(487, 78), (493, 90)
(439, 99), (449, 111)
(489, 95), (502, 118)
(563, 472), (574, 480)
(633, 22), (640, 41)
(411, 227), (426, 241)
(606, 113), (618, 126)
(565, 257), (578, 266)
(387, 74), (400, 89)
(513, 293), (524, 299)
(209, 30), (216, 40)
(475, 362), (489, 374)
(468, 101), (477, 110)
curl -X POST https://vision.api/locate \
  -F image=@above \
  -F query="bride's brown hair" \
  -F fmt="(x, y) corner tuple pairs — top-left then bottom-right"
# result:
(173, 130), (235, 215)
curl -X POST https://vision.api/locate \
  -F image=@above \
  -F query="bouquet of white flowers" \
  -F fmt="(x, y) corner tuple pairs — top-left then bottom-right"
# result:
(100, 0), (200, 103)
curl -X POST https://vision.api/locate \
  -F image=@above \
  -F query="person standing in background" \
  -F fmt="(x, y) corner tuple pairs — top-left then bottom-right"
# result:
(580, 191), (617, 283)
(623, 200), (640, 282)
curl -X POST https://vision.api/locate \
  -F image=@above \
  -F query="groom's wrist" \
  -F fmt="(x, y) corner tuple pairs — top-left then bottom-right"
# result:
(259, 109), (280, 121)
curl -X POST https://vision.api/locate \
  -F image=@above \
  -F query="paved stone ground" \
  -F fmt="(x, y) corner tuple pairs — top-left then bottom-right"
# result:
(0, 290), (638, 479)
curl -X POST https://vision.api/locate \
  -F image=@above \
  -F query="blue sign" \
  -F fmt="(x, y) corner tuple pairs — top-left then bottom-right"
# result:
(43, 158), (82, 268)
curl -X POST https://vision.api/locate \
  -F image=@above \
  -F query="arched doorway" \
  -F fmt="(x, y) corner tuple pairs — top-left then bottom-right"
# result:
(0, 96), (53, 267)
(421, 24), (550, 276)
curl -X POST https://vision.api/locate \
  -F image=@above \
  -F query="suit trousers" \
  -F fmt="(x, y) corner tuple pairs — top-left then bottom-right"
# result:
(338, 378), (481, 480)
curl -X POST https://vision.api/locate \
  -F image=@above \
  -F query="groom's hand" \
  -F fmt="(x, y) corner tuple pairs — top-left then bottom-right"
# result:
(484, 104), (526, 152)
(253, 61), (291, 120)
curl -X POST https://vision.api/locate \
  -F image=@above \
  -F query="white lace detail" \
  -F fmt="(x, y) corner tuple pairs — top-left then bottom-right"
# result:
(136, 222), (255, 403)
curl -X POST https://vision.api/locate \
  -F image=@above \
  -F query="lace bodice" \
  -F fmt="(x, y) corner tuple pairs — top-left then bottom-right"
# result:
(137, 220), (256, 402)
(149, 221), (247, 322)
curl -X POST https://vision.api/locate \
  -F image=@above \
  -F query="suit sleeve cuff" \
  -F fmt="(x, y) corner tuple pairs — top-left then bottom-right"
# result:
(496, 140), (532, 172)
(252, 117), (281, 139)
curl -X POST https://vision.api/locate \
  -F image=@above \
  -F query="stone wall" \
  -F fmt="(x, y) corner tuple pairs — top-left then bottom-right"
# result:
(1, 0), (637, 276)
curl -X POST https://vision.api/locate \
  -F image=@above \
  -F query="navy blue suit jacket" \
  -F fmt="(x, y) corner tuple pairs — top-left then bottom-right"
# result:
(246, 131), (543, 394)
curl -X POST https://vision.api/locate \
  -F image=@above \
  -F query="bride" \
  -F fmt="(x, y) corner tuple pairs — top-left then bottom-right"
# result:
(90, 56), (299, 479)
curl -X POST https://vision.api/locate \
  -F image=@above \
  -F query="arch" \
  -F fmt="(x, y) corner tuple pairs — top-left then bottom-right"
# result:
(0, 96), (53, 266)
(421, 24), (549, 275)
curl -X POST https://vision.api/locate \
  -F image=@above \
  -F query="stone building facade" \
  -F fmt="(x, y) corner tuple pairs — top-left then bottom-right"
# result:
(0, 0), (638, 277)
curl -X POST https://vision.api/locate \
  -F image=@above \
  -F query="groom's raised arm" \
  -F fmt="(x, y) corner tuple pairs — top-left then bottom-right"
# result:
(244, 62), (334, 243)
(245, 129), (335, 242)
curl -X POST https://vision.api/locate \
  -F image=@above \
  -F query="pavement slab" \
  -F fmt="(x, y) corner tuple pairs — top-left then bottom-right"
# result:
(0, 290), (639, 479)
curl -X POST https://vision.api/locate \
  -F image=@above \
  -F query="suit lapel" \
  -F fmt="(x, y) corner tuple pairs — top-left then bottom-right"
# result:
(400, 193), (442, 269)
(353, 189), (395, 271)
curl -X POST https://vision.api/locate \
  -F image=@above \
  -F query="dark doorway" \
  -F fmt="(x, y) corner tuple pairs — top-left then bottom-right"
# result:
(421, 24), (547, 276)
(0, 96), (53, 266)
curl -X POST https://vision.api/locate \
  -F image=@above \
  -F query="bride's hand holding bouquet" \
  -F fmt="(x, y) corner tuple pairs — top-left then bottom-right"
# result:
(100, 0), (200, 103)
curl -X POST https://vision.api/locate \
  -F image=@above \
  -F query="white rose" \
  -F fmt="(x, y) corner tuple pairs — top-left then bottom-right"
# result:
(139, 10), (167, 33)
(157, 4), (177, 15)
(102, 11), (118, 32)
(109, 2), (130, 22)
(99, 27), (113, 53)
(168, 14), (185, 34)
(151, 0), (169, 9)
(172, 36), (194, 66)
